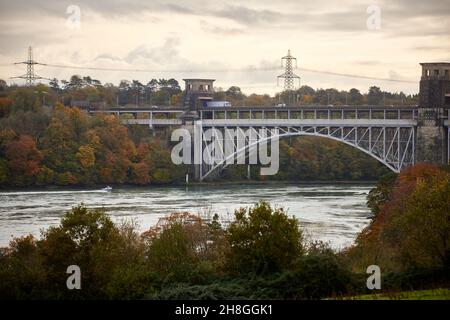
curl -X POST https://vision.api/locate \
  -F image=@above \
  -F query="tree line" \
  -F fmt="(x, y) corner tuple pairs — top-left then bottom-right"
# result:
(1, 76), (418, 113)
(216, 85), (418, 107)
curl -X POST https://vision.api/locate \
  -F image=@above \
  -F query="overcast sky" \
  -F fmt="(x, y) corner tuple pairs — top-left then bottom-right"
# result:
(0, 0), (449, 94)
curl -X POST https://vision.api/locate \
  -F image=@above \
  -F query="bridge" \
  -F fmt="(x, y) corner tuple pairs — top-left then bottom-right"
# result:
(89, 104), (449, 180)
(89, 63), (450, 181)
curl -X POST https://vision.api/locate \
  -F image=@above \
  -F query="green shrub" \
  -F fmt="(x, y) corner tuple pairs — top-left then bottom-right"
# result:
(226, 201), (303, 275)
(105, 264), (156, 299)
(256, 252), (354, 299)
(0, 235), (47, 299)
(37, 205), (125, 298)
(149, 281), (251, 300)
(382, 267), (450, 292)
(143, 212), (226, 284)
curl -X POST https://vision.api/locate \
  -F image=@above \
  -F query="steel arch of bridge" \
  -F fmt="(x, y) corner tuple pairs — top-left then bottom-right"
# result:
(199, 125), (415, 181)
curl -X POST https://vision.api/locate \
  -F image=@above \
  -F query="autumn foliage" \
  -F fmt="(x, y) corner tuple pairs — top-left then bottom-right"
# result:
(344, 163), (450, 272)
(0, 105), (184, 186)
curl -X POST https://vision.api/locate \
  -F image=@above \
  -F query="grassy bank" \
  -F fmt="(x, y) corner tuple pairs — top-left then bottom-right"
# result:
(344, 288), (450, 300)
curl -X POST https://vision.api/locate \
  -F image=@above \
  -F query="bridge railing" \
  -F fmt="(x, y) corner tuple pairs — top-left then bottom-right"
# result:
(89, 106), (419, 124)
(200, 118), (417, 127)
(199, 107), (417, 122)
(89, 109), (185, 127)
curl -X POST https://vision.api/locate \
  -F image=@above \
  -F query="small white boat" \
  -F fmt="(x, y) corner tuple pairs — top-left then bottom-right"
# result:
(101, 186), (112, 192)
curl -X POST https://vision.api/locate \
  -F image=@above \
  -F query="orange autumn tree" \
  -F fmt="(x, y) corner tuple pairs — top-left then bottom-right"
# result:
(0, 96), (12, 117)
(40, 105), (86, 184)
(92, 114), (136, 184)
(5, 134), (43, 186)
(345, 163), (450, 272)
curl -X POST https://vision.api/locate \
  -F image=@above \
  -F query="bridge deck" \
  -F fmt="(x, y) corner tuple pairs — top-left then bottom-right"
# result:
(90, 105), (419, 112)
(89, 105), (450, 128)
(89, 105), (428, 127)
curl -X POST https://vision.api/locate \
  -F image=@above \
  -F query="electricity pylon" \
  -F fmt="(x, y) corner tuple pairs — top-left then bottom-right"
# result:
(277, 50), (300, 91)
(12, 46), (49, 86)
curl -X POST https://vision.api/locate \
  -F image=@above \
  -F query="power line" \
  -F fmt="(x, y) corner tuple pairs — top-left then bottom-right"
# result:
(39, 62), (415, 83)
(299, 67), (416, 84)
(40, 63), (164, 73)
(3, 53), (417, 84)
(39, 62), (278, 73)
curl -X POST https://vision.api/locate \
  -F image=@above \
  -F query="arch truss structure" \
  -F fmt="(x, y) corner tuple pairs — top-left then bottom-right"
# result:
(92, 105), (439, 181)
(198, 124), (415, 181)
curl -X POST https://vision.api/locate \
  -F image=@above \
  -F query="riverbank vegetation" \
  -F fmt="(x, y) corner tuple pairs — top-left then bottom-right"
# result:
(343, 163), (450, 273)
(0, 164), (448, 299)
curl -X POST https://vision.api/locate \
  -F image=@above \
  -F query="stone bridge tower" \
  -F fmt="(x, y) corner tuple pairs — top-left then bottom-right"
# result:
(416, 62), (450, 164)
(181, 79), (215, 180)
(183, 79), (215, 111)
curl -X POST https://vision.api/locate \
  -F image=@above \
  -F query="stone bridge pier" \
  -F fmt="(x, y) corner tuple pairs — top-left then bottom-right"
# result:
(416, 108), (447, 164)
(416, 63), (450, 165)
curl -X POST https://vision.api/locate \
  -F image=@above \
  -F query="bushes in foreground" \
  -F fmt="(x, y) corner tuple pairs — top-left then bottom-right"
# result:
(0, 201), (353, 300)
(226, 202), (304, 275)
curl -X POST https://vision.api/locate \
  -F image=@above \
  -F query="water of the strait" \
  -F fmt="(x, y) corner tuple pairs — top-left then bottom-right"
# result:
(0, 183), (373, 249)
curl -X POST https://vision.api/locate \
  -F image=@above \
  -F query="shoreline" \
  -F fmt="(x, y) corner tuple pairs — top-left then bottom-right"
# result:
(0, 180), (377, 192)
(183, 179), (377, 186)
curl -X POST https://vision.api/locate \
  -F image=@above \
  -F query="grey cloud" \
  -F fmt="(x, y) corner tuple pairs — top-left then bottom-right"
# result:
(1, 0), (449, 36)
(212, 5), (283, 26)
(0, 30), (72, 56)
(93, 54), (123, 62)
(165, 4), (195, 14)
(388, 70), (406, 81)
(412, 45), (450, 51)
(0, 0), (177, 19)
(1, 0), (449, 19)
(124, 38), (181, 64)
(388, 0), (450, 18)
(355, 60), (381, 66)
(200, 21), (244, 36)
(383, 20), (450, 38)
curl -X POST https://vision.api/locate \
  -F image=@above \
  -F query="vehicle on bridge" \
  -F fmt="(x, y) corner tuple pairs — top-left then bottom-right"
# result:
(204, 101), (231, 107)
